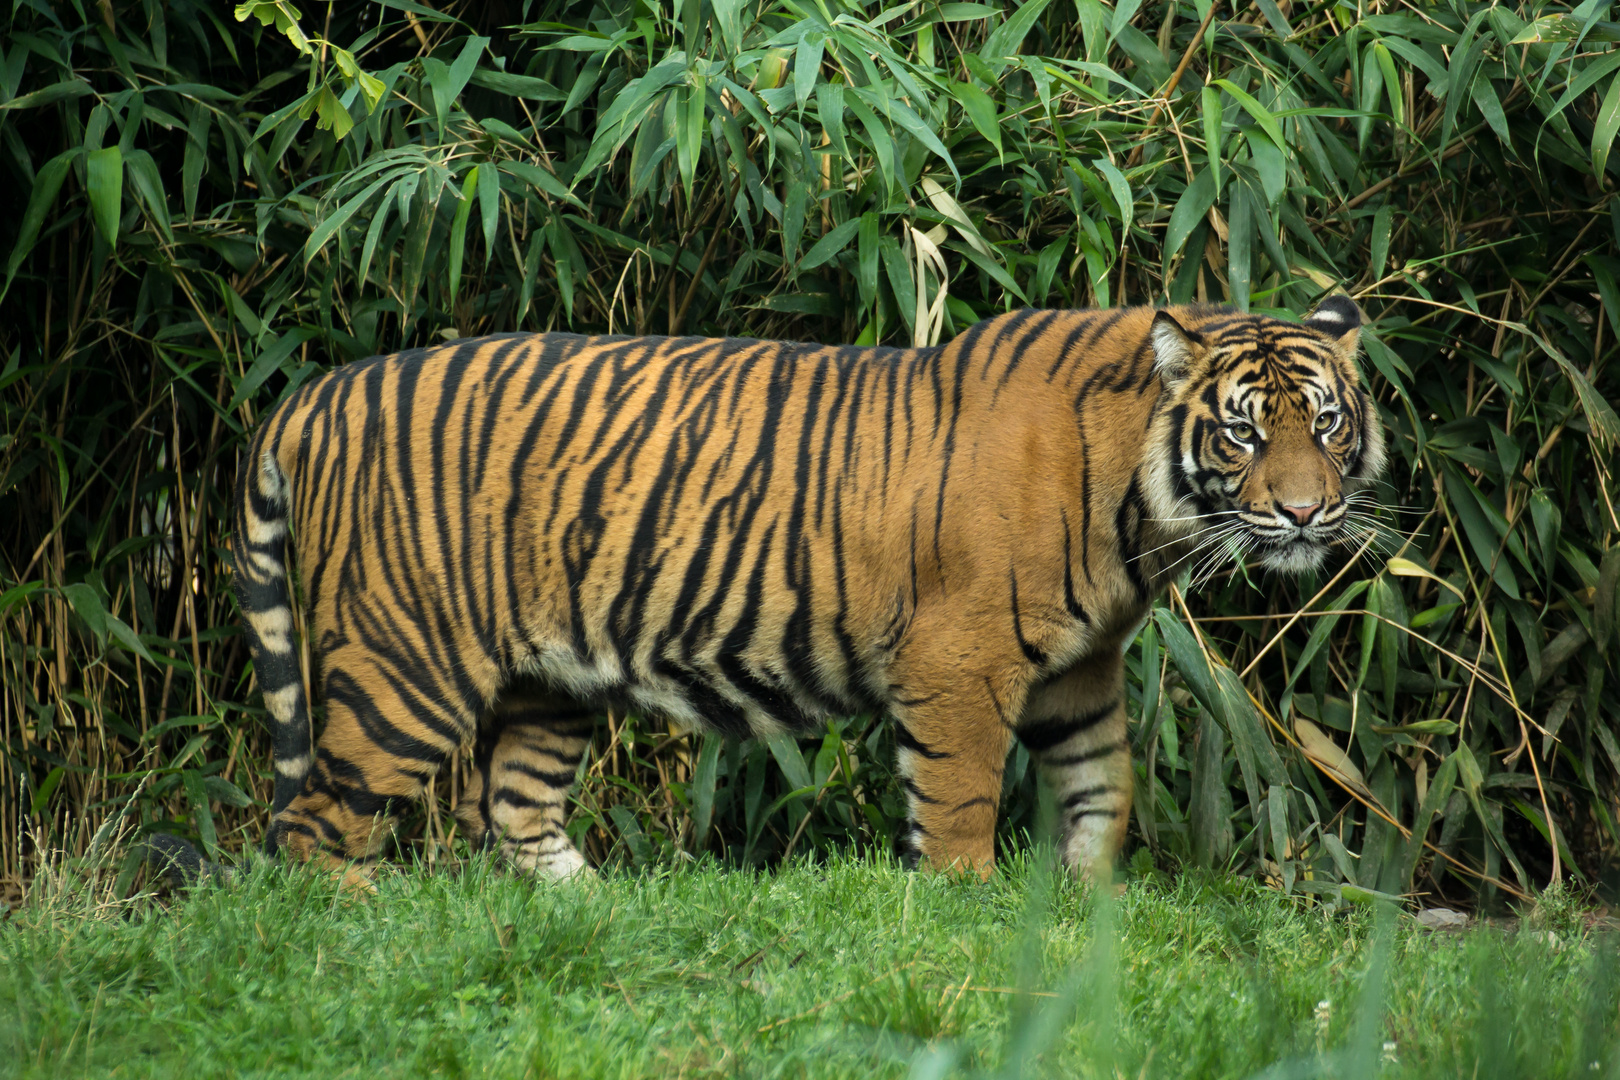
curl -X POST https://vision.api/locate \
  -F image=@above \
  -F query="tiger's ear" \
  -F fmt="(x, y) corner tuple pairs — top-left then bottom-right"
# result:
(1304, 295), (1362, 361)
(1150, 310), (1206, 389)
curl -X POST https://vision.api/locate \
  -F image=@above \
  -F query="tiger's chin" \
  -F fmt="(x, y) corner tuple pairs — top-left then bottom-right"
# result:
(1255, 537), (1331, 574)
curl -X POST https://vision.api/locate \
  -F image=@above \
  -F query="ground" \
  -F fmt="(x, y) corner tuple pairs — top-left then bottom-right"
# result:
(2, 853), (1613, 1079)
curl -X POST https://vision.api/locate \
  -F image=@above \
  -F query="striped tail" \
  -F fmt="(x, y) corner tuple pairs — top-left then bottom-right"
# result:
(144, 832), (233, 887)
(231, 437), (310, 850)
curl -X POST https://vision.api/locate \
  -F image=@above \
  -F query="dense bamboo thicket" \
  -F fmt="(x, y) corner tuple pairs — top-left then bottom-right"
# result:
(2, 0), (1618, 906)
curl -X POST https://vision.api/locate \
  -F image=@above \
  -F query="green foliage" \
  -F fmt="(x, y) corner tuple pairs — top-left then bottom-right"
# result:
(4, 856), (1618, 1078)
(2, 0), (1619, 904)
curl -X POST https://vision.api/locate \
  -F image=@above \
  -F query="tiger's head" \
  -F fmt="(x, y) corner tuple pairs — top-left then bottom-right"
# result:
(1144, 297), (1387, 575)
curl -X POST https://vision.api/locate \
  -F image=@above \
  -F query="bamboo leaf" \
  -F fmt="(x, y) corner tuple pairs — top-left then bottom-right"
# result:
(124, 149), (173, 242)
(1537, 333), (1620, 449)
(477, 159), (500, 264)
(950, 80), (1001, 157)
(181, 769), (220, 861)
(0, 78), (93, 112)
(448, 166), (475, 307)
(302, 172), (393, 266)
(764, 732), (813, 790)
(3, 149), (75, 297)
(1593, 71), (1620, 178)
(1190, 706), (1233, 869)
(1202, 86), (1223, 199)
(1470, 71), (1510, 146)
(1369, 204), (1393, 275)
(1163, 167), (1216, 268)
(982, 0), (1052, 66)
(1597, 545), (1620, 652)
(1387, 557), (1466, 600)
(227, 327), (320, 413)
(61, 582), (108, 644)
(690, 734), (722, 850)
(86, 145), (123, 248)
(799, 217), (860, 271)
(1092, 157), (1133, 228)
(1227, 179), (1252, 310)
(1212, 78), (1286, 152)
(183, 104), (211, 223)
(794, 31), (824, 110)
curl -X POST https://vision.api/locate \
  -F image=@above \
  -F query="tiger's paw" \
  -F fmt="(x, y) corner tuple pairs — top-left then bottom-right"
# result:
(337, 866), (380, 896)
(301, 850), (380, 897)
(510, 843), (595, 884)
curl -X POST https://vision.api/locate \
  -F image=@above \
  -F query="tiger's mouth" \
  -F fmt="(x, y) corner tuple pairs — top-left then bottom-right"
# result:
(1176, 517), (1340, 584)
(1245, 512), (1368, 573)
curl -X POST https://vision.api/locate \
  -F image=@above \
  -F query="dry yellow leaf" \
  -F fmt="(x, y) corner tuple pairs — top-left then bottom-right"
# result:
(1295, 718), (1370, 796)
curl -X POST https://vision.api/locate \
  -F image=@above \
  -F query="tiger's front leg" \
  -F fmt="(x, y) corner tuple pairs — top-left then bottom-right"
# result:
(891, 667), (1024, 879)
(455, 686), (595, 881)
(1017, 651), (1132, 882)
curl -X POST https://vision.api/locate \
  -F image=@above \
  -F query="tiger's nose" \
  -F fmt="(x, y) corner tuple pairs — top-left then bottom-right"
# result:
(1282, 502), (1321, 526)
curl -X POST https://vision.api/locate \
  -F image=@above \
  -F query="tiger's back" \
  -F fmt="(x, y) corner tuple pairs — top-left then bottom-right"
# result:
(231, 302), (1381, 882)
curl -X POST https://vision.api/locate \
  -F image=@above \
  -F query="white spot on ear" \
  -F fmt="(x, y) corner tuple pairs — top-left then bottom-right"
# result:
(1304, 296), (1360, 331)
(1151, 312), (1201, 387)
(1304, 296), (1363, 362)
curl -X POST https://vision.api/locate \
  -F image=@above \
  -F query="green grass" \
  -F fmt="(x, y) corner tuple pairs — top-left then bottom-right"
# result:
(3, 855), (1614, 1079)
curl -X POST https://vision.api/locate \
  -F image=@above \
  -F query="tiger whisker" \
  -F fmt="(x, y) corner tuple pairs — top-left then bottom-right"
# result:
(1339, 522), (1405, 558)
(1130, 518), (1240, 563)
(1187, 532), (1248, 590)
(1133, 533), (1219, 566)
(1171, 521), (1246, 569)
(1166, 533), (1234, 584)
(1191, 541), (1244, 591)
(1146, 509), (1244, 524)
(1343, 514), (1422, 547)
(1343, 493), (1428, 516)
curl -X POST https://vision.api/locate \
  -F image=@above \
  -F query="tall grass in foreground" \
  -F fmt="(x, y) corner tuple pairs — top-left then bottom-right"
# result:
(2, 854), (1616, 1078)
(2, 0), (1619, 904)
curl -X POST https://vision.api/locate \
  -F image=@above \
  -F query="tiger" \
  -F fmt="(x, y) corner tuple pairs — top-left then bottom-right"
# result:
(227, 297), (1383, 888)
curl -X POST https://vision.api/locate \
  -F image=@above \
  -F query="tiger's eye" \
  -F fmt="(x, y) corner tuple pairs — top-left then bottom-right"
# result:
(1314, 412), (1338, 433)
(1228, 422), (1255, 442)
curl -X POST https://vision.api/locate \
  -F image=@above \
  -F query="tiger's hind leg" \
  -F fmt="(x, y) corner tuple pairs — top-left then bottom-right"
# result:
(269, 645), (479, 887)
(455, 683), (595, 881)
(1017, 651), (1132, 883)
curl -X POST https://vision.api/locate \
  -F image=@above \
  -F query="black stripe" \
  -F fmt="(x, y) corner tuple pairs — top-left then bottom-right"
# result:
(1008, 566), (1048, 667)
(902, 777), (940, 804)
(894, 723), (951, 760)
(498, 762), (579, 788)
(1044, 739), (1126, 768)
(1061, 784), (1113, 810)
(1058, 509), (1090, 623)
(492, 789), (567, 811)
(1017, 701), (1117, 752)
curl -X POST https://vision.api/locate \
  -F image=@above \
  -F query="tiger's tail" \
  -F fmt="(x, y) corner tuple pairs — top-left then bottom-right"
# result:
(143, 832), (233, 887)
(230, 432), (310, 848)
